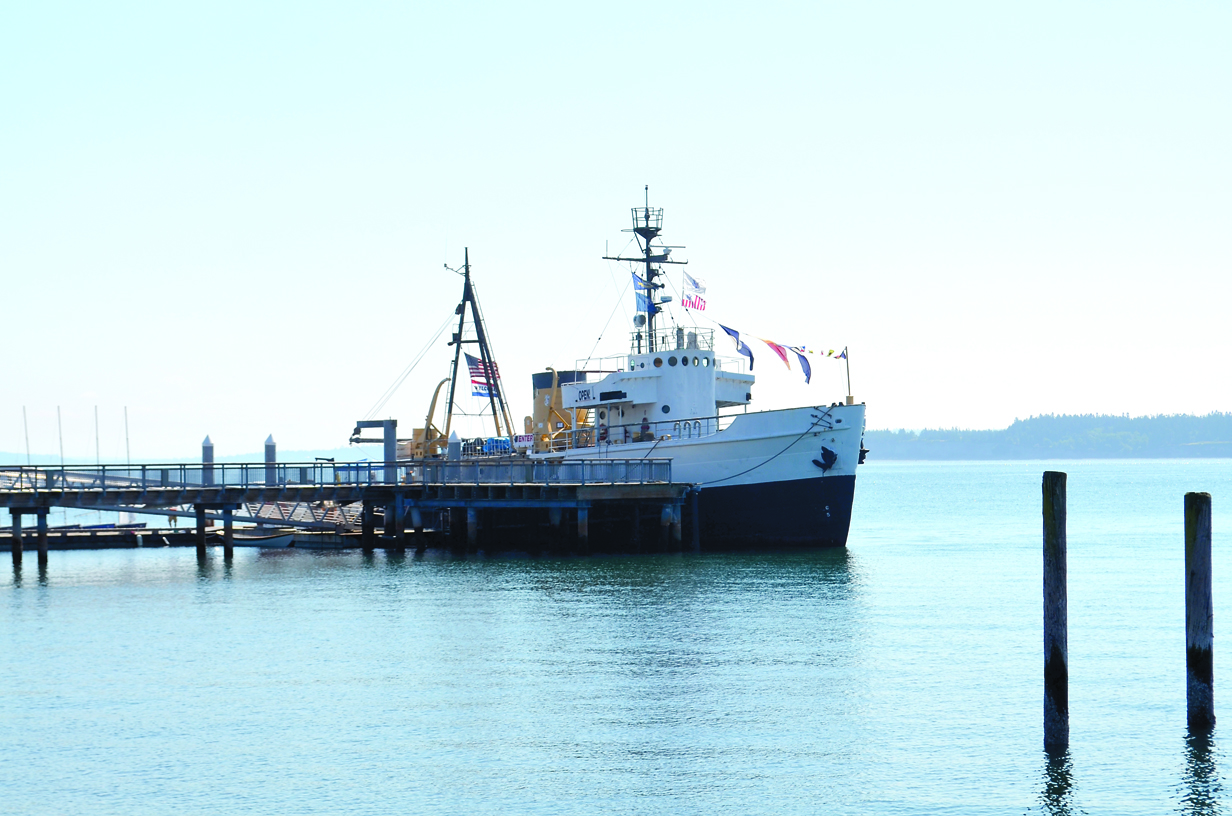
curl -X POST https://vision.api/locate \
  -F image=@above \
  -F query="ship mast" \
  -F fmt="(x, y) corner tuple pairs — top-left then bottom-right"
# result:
(603, 185), (686, 352)
(443, 249), (515, 443)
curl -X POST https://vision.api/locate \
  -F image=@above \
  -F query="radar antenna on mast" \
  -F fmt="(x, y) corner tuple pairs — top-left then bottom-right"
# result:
(602, 185), (688, 352)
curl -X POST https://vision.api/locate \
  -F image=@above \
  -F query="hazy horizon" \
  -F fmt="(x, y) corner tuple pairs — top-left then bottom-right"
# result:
(4, 410), (1230, 465)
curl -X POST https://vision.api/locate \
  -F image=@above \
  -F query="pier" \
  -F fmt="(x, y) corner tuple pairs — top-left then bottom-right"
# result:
(2, 458), (689, 558)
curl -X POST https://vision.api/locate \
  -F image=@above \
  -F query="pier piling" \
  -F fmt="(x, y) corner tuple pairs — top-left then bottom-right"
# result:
(222, 508), (234, 561)
(195, 504), (207, 558)
(1186, 491), (1215, 729)
(578, 507), (589, 550)
(361, 503), (375, 552)
(36, 509), (48, 567)
(467, 508), (478, 548)
(11, 512), (22, 566)
(1043, 470), (1069, 751)
(389, 498), (406, 551)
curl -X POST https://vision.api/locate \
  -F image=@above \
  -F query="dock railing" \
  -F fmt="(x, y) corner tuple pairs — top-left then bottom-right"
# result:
(0, 458), (673, 495)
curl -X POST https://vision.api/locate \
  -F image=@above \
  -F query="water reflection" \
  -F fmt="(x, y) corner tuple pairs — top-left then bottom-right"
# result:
(195, 550), (214, 581)
(1179, 727), (1223, 816)
(1038, 749), (1078, 816)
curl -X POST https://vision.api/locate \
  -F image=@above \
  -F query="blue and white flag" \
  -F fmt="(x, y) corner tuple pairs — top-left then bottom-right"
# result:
(788, 346), (812, 384)
(718, 324), (754, 370)
(632, 271), (650, 312)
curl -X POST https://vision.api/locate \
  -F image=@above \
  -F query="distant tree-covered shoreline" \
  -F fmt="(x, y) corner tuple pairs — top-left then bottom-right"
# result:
(865, 413), (1232, 460)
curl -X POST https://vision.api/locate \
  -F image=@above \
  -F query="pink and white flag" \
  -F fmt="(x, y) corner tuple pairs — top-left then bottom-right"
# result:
(682, 271), (707, 311)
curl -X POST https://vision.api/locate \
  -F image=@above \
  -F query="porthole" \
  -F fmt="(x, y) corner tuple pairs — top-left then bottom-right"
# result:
(653, 358), (663, 368)
(599, 410), (607, 420)
(668, 356), (677, 366)
(681, 356), (689, 367)
(702, 357), (710, 367)
(692, 356), (700, 367)
(662, 405), (671, 414)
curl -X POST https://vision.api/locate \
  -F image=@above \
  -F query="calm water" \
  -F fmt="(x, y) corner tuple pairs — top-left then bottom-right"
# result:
(4, 460), (1231, 815)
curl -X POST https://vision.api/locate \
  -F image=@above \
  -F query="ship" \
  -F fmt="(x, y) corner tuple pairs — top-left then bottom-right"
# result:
(390, 193), (867, 549)
(522, 195), (866, 549)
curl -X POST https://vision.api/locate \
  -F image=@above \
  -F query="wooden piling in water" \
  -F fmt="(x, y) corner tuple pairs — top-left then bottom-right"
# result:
(577, 507), (589, 551)
(36, 509), (48, 567)
(11, 512), (22, 566)
(1186, 491), (1215, 729)
(1042, 471), (1069, 751)
(194, 505), (207, 558)
(222, 508), (234, 561)
(361, 502), (375, 552)
(467, 508), (478, 548)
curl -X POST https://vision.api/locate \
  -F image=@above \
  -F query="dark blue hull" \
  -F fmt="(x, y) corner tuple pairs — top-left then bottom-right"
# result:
(429, 474), (858, 554)
(689, 474), (857, 549)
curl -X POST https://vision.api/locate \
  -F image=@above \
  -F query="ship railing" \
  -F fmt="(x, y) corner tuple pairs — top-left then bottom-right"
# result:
(0, 458), (674, 494)
(629, 327), (714, 355)
(0, 462), (385, 492)
(546, 413), (739, 451)
(713, 355), (749, 373)
(411, 458), (671, 486)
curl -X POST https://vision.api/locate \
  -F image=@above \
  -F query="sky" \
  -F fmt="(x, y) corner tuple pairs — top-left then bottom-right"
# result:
(2, 1), (1229, 462)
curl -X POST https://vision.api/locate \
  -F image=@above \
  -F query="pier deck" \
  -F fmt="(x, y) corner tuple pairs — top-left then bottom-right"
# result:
(3, 458), (692, 558)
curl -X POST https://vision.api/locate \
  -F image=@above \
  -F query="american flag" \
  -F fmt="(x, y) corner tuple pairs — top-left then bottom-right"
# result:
(465, 353), (500, 398)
